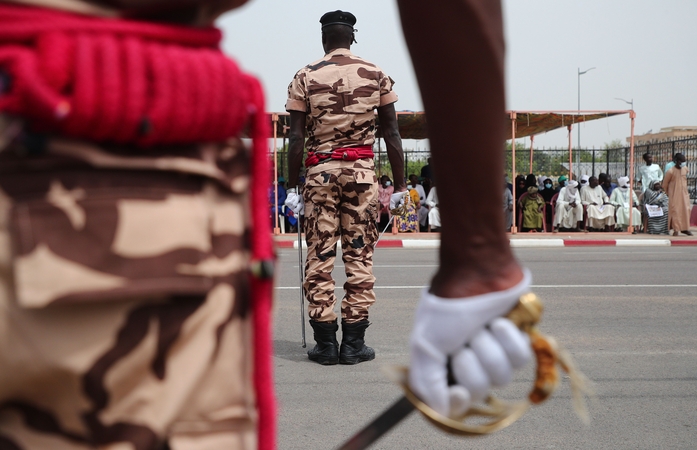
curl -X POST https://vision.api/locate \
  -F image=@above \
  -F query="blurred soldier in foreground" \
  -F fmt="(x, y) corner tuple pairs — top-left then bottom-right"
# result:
(0, 0), (276, 449)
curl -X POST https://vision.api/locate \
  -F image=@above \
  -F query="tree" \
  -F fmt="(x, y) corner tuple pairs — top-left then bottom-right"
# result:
(604, 138), (625, 163)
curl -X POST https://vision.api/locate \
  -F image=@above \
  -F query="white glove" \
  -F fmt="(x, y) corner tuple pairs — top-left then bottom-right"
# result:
(390, 190), (408, 210)
(409, 269), (533, 417)
(284, 188), (304, 216)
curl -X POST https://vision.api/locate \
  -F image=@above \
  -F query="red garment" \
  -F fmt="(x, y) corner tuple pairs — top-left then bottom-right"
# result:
(304, 144), (374, 167)
(0, 4), (276, 449)
(378, 184), (394, 214)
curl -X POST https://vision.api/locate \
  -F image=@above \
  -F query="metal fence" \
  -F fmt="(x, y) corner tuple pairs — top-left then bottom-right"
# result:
(504, 136), (697, 200)
(270, 136), (697, 200)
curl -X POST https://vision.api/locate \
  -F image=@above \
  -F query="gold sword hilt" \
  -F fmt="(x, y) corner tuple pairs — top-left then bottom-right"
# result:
(385, 293), (591, 436)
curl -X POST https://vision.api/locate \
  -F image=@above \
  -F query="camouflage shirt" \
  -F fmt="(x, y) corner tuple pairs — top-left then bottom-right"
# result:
(285, 48), (398, 154)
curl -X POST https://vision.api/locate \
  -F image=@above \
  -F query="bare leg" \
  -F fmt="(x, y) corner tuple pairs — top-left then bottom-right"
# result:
(397, 0), (523, 298)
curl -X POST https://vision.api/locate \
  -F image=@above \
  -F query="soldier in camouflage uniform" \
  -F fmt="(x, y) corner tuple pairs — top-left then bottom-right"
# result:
(285, 11), (407, 366)
(0, 1), (272, 449)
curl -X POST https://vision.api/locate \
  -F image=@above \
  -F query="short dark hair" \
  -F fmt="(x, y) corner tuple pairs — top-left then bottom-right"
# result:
(322, 24), (353, 44)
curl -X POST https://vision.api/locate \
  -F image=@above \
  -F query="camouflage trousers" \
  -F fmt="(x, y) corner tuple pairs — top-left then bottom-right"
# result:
(0, 173), (256, 449)
(302, 159), (379, 324)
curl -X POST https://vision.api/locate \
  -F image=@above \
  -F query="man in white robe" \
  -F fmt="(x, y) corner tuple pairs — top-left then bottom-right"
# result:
(579, 174), (590, 192)
(610, 176), (642, 232)
(581, 176), (616, 230)
(638, 153), (663, 193)
(554, 180), (583, 231)
(426, 186), (441, 230)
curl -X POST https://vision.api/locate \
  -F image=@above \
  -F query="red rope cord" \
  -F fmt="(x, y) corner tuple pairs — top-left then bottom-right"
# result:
(247, 74), (277, 450)
(0, 5), (221, 46)
(0, 3), (249, 146)
(120, 36), (146, 143)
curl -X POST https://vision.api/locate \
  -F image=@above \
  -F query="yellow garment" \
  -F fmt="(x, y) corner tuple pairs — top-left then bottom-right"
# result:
(521, 194), (544, 229)
(409, 189), (420, 207)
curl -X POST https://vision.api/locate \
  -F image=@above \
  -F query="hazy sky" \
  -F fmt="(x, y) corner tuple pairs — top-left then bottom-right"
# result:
(217, 1), (697, 149)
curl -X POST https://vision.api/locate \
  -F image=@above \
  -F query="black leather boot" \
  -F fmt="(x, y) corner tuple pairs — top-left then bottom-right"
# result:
(308, 320), (339, 365)
(339, 320), (375, 365)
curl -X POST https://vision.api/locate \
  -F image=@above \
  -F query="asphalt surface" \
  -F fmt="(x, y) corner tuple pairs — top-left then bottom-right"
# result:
(272, 247), (697, 450)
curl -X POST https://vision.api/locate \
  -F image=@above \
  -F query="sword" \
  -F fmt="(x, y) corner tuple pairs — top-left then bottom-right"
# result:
(337, 395), (415, 450)
(336, 366), (529, 450)
(337, 293), (592, 450)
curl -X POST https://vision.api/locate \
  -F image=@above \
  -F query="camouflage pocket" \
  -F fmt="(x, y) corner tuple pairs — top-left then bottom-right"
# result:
(305, 169), (332, 187)
(353, 168), (377, 185)
(5, 174), (244, 309)
(307, 82), (338, 117)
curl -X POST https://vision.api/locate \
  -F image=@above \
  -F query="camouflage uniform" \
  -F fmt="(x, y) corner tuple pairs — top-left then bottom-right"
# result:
(0, 136), (257, 450)
(0, 1), (261, 449)
(286, 49), (397, 324)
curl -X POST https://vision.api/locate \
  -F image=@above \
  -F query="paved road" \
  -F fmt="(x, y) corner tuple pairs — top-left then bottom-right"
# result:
(272, 247), (697, 449)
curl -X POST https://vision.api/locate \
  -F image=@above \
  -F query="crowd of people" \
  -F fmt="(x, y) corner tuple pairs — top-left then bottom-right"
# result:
(269, 176), (300, 233)
(380, 172), (439, 233)
(271, 152), (693, 237)
(270, 168), (440, 234)
(503, 152), (693, 235)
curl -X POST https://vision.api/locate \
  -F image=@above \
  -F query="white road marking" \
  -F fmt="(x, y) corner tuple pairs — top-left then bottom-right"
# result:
(562, 250), (688, 255)
(289, 264), (438, 269)
(531, 284), (697, 288)
(275, 284), (697, 290)
(373, 264), (438, 268)
(570, 350), (697, 356)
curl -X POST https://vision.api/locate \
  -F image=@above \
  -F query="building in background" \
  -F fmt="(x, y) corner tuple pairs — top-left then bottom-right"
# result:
(631, 126), (697, 145)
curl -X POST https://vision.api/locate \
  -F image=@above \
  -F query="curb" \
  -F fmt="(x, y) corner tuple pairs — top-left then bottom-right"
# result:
(670, 239), (697, 246)
(274, 238), (697, 249)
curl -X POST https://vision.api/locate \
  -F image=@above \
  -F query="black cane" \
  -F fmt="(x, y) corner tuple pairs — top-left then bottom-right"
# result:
(297, 205), (306, 348)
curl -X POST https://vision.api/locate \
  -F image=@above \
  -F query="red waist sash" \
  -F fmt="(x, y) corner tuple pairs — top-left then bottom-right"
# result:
(305, 145), (374, 168)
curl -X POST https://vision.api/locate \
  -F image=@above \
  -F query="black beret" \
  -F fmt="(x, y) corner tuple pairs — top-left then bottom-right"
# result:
(320, 10), (356, 29)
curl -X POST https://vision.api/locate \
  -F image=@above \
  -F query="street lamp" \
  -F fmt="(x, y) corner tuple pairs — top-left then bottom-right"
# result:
(577, 67), (595, 178)
(615, 97), (634, 110)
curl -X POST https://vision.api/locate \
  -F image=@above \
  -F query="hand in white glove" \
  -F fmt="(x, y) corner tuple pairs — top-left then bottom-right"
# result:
(390, 190), (408, 210)
(284, 188), (304, 216)
(409, 270), (533, 417)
